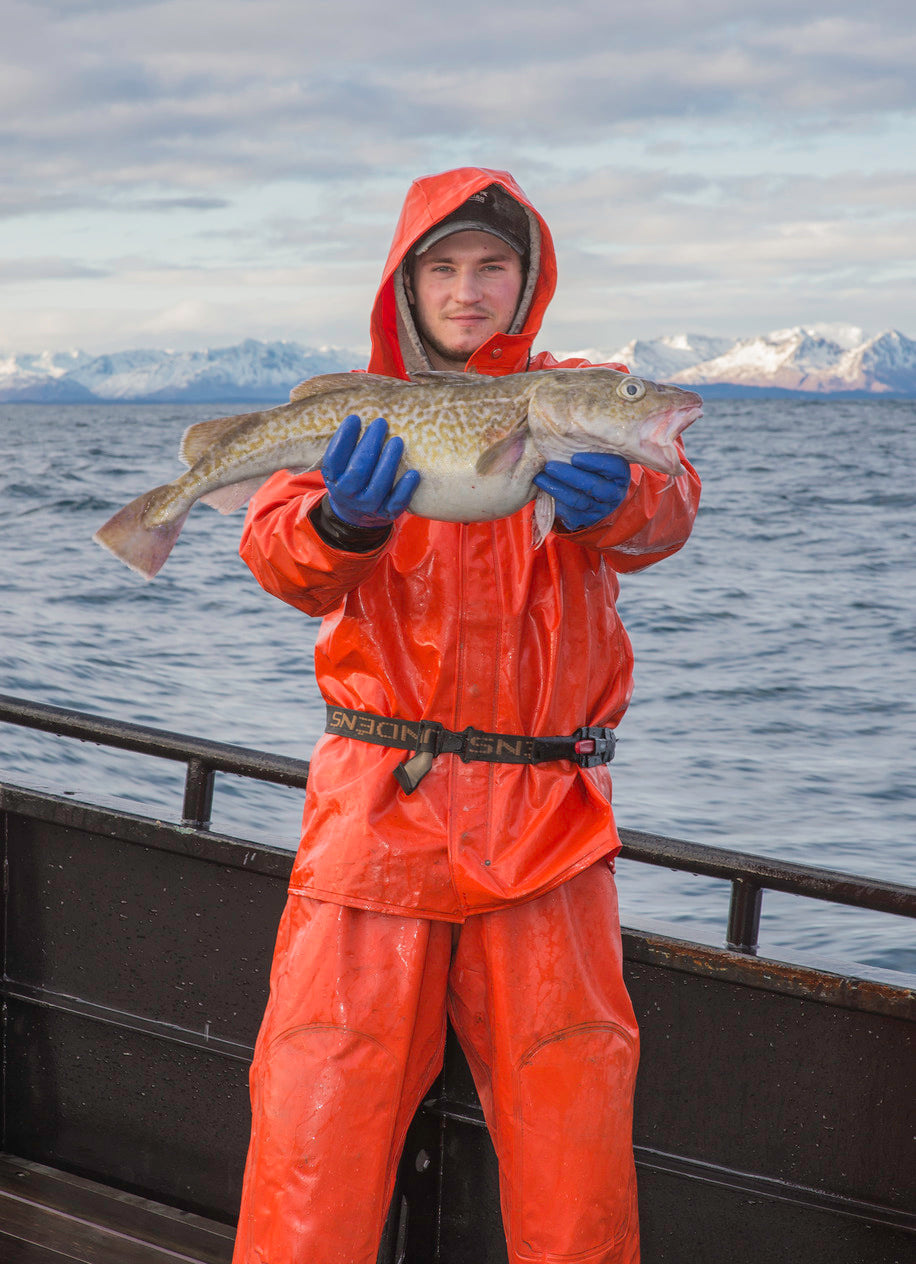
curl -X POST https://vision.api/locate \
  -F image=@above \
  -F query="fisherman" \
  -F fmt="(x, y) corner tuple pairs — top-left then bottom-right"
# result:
(232, 167), (701, 1264)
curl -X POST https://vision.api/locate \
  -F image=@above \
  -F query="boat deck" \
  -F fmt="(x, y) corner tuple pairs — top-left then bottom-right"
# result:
(2, 695), (913, 1263)
(0, 1156), (234, 1264)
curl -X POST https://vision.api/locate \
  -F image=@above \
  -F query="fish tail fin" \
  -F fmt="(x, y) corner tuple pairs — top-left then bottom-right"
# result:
(93, 485), (188, 579)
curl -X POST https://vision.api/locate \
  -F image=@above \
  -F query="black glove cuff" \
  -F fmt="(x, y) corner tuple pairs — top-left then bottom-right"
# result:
(310, 497), (392, 554)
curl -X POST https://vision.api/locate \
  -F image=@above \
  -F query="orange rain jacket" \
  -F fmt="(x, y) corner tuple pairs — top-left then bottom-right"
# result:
(240, 167), (701, 922)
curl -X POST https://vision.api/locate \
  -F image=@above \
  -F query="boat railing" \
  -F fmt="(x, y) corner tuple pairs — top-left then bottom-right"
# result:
(1, 691), (913, 960)
(0, 692), (311, 827)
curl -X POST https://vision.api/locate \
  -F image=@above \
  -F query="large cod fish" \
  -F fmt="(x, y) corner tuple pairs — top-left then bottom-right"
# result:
(94, 367), (701, 579)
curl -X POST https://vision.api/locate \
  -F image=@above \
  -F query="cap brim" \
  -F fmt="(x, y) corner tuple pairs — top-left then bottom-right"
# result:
(413, 220), (526, 257)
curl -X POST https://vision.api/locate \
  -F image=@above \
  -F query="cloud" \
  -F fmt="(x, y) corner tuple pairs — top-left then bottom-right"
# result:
(4, 0), (914, 206)
(530, 157), (916, 346)
(130, 196), (232, 212)
(0, 258), (111, 283)
(1, 0), (913, 352)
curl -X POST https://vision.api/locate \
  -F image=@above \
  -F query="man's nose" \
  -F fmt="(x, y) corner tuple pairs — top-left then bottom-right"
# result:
(453, 268), (483, 303)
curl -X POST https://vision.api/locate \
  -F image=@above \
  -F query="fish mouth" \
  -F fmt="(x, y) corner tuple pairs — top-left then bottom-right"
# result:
(637, 400), (702, 475)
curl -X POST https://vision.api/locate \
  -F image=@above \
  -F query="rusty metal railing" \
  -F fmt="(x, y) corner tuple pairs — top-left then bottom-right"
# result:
(1, 693), (913, 957)
(0, 693), (310, 829)
(616, 828), (915, 955)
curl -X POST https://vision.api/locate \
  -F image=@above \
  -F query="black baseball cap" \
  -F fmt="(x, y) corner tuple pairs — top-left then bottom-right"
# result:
(412, 184), (529, 258)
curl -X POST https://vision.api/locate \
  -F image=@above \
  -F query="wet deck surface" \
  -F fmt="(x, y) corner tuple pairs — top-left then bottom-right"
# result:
(0, 1155), (234, 1264)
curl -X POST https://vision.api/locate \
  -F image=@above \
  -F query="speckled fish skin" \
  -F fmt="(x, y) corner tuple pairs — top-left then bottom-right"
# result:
(93, 367), (702, 579)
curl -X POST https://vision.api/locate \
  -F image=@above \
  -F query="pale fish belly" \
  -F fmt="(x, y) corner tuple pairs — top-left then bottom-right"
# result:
(408, 467), (537, 523)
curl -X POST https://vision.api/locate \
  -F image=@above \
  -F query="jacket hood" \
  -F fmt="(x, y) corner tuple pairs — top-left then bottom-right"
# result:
(368, 167), (557, 378)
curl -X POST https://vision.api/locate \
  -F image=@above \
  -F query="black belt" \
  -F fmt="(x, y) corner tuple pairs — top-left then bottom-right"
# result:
(325, 705), (616, 795)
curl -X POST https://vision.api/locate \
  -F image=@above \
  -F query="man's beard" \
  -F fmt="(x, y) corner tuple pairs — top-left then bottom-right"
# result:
(412, 315), (479, 371)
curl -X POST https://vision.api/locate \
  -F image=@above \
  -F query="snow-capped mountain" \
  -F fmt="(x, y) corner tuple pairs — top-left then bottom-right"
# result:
(1, 328), (914, 402)
(597, 326), (916, 396)
(583, 333), (735, 380)
(0, 340), (354, 403)
(0, 348), (96, 397)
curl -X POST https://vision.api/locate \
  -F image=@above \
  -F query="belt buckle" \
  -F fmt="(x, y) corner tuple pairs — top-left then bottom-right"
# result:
(573, 726), (616, 768)
(456, 725), (482, 763)
(431, 724), (469, 760)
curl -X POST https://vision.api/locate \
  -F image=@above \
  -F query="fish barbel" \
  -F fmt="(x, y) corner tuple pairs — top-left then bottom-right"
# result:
(94, 367), (701, 579)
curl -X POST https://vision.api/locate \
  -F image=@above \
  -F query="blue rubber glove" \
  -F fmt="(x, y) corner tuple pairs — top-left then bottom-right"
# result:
(532, 452), (631, 531)
(322, 414), (420, 529)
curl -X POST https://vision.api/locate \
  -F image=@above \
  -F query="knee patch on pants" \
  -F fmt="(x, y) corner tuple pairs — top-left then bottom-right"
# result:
(244, 1024), (402, 1260)
(510, 1022), (639, 1260)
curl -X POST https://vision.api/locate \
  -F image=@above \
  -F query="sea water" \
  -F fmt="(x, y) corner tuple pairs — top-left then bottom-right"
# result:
(1, 397), (913, 971)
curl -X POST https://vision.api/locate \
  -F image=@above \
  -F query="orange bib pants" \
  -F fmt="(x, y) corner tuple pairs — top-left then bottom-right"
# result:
(232, 860), (640, 1264)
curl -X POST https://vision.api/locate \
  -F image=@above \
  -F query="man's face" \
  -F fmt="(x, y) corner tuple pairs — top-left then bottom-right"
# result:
(406, 229), (525, 371)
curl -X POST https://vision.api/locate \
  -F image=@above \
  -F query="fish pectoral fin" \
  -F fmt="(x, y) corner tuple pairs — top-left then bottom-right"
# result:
(289, 371), (396, 402)
(199, 477), (274, 515)
(475, 423), (530, 476)
(532, 490), (555, 548)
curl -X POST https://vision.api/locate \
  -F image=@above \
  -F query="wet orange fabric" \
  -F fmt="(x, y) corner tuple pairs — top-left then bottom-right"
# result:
(233, 861), (640, 1264)
(240, 166), (702, 921)
(235, 168), (699, 1262)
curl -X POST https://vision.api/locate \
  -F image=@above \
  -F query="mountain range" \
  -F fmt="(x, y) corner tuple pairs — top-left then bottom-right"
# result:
(1, 326), (914, 403)
(600, 326), (916, 398)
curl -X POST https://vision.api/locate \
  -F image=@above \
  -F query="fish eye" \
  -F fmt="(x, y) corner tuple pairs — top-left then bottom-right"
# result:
(616, 377), (646, 401)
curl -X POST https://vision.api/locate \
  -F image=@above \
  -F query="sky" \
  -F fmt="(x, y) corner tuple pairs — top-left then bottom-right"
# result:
(1, 0), (914, 358)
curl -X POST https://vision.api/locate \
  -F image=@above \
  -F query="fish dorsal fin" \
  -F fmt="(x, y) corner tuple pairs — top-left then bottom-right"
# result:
(179, 415), (247, 467)
(475, 418), (530, 475)
(408, 371), (484, 387)
(289, 371), (397, 402)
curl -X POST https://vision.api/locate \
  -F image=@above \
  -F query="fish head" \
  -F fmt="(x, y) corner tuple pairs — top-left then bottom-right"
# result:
(528, 368), (702, 476)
